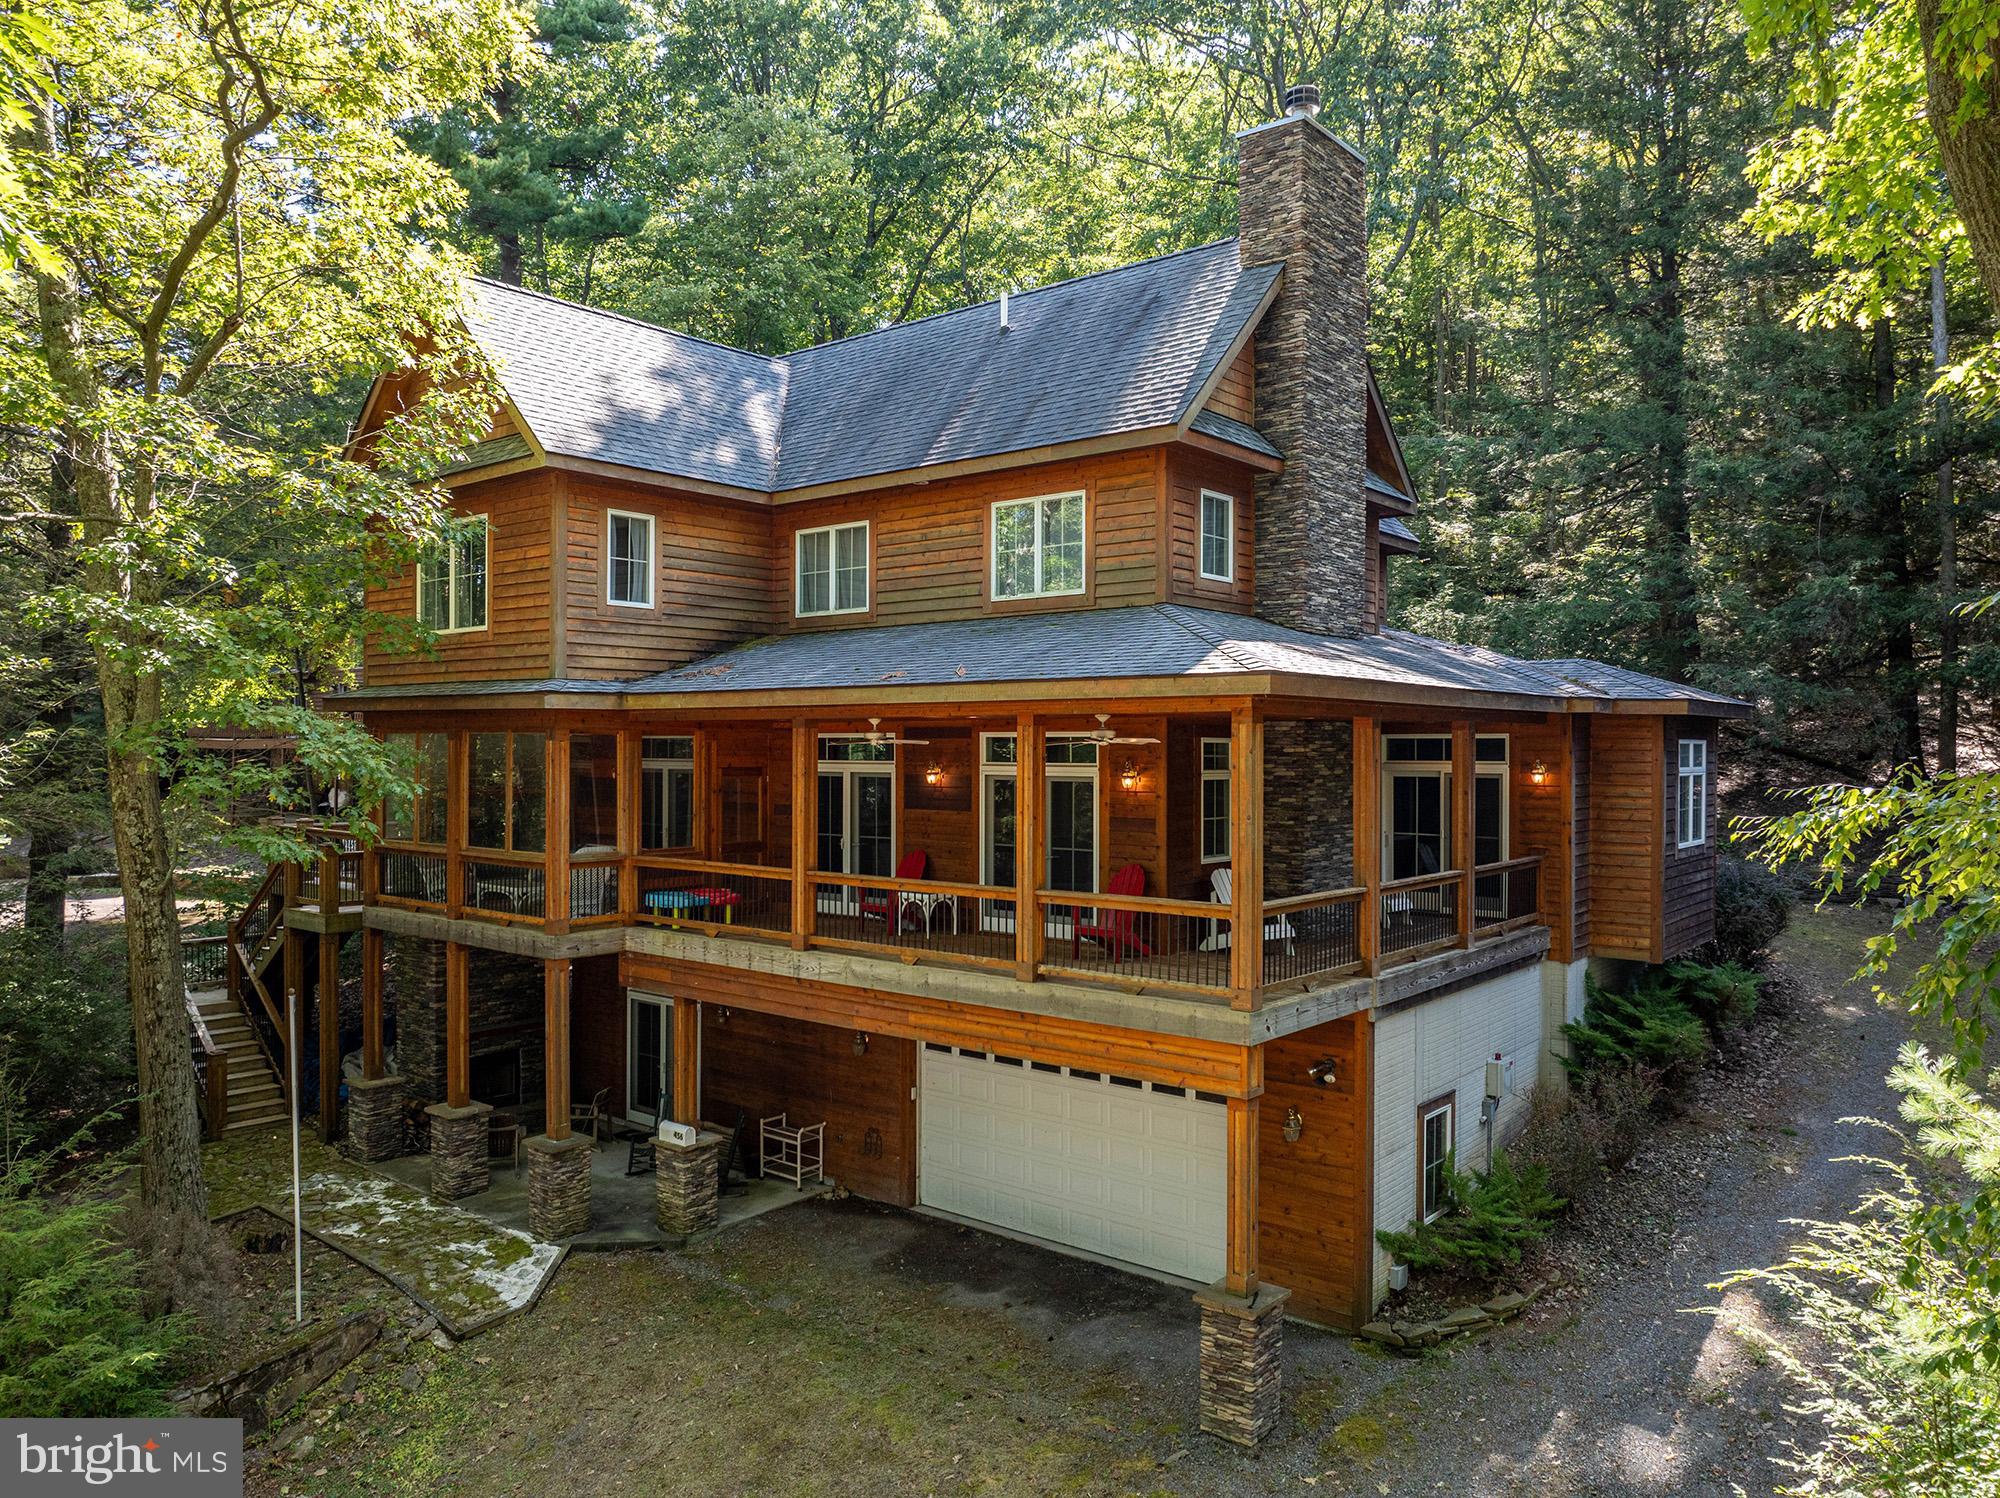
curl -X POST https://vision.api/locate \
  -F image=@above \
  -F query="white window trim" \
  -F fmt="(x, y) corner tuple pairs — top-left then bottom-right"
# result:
(605, 509), (655, 609)
(795, 520), (871, 618)
(1420, 1097), (1455, 1223)
(1677, 739), (1709, 849)
(1199, 736), (1231, 864)
(1198, 489), (1236, 582)
(417, 514), (490, 635)
(990, 491), (1087, 601)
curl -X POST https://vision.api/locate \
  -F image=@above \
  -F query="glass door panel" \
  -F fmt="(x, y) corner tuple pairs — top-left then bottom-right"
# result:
(1047, 779), (1096, 892)
(1388, 773), (1447, 880)
(853, 772), (894, 876)
(626, 995), (671, 1126)
(982, 773), (1016, 930)
(815, 774), (845, 872)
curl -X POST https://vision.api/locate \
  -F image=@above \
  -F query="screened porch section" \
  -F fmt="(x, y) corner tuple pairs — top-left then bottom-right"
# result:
(364, 705), (1554, 1009)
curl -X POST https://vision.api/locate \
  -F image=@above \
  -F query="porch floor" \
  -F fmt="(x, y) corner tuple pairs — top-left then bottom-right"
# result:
(372, 1132), (828, 1250)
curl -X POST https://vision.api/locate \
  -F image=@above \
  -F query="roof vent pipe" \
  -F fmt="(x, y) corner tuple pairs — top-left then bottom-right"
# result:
(999, 288), (1010, 331)
(1283, 82), (1321, 121)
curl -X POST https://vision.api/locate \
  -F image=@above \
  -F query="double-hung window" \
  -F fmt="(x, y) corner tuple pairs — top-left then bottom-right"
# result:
(1420, 1096), (1455, 1221)
(1199, 738), (1231, 863)
(796, 521), (869, 617)
(607, 510), (654, 608)
(1198, 490), (1235, 582)
(416, 516), (488, 632)
(991, 492), (1085, 600)
(1676, 738), (1708, 848)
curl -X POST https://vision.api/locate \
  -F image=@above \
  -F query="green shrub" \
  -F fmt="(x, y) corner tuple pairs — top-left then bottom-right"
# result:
(1509, 1065), (1663, 1199)
(1561, 974), (1712, 1084)
(1375, 1152), (1564, 1279)
(0, 929), (132, 1143)
(1705, 856), (1792, 966)
(1659, 959), (1761, 1032)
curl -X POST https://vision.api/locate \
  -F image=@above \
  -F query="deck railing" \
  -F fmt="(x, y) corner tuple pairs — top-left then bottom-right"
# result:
(1259, 887), (1366, 988)
(1379, 871), (1462, 960)
(812, 872), (1015, 968)
(1033, 889), (1234, 999)
(570, 860), (623, 922)
(376, 846), (447, 907)
(1472, 855), (1541, 935)
(298, 849), (363, 908)
(180, 933), (229, 991)
(463, 854), (547, 921)
(634, 858), (792, 939)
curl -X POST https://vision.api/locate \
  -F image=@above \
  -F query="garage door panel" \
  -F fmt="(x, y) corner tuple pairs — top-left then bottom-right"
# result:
(920, 1049), (1226, 1283)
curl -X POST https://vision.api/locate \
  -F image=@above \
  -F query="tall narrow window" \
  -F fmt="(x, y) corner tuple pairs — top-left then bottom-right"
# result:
(641, 736), (695, 850)
(416, 516), (488, 632)
(1199, 738), (1231, 863)
(991, 492), (1085, 600)
(1420, 1096), (1455, 1221)
(1199, 491), (1235, 581)
(1677, 738), (1708, 848)
(796, 522), (869, 616)
(607, 510), (654, 607)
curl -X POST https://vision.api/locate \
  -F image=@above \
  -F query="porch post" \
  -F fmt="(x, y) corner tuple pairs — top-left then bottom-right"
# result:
(342, 922), (405, 1163)
(546, 731), (572, 931)
(426, 938), (490, 1201)
(360, 926), (385, 1080)
(1228, 703), (1264, 1009)
(672, 1000), (701, 1124)
(1352, 714), (1380, 974)
(445, 731), (467, 922)
(1197, 1085), (1288, 1447)
(527, 956), (590, 1240)
(790, 717), (812, 950)
(1014, 713), (1043, 982)
(1452, 719), (1474, 947)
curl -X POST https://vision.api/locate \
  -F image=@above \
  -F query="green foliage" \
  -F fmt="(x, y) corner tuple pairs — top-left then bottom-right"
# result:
(1375, 1153), (1565, 1279)
(1706, 856), (1795, 967)
(0, 931), (132, 1146)
(0, 1119), (186, 1418)
(1511, 1065), (1664, 1199)
(1562, 973), (1714, 1084)
(1658, 959), (1764, 1032)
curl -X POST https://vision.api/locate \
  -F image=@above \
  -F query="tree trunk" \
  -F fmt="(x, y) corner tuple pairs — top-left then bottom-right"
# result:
(1932, 260), (1959, 774)
(1871, 318), (1926, 773)
(1917, 0), (2000, 308)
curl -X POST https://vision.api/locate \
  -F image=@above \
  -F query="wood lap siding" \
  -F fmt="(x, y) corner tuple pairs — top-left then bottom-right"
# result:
(1203, 343), (1255, 425)
(1258, 1014), (1370, 1329)
(1661, 717), (1718, 958)
(1571, 717), (1592, 957)
(1586, 715), (1664, 961)
(1507, 715), (1572, 962)
(563, 475), (775, 680)
(1164, 448), (1257, 612)
(362, 470), (555, 684)
(569, 954), (627, 1120)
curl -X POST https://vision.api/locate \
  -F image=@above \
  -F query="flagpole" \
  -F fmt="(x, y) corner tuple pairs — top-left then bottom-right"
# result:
(287, 982), (303, 1324)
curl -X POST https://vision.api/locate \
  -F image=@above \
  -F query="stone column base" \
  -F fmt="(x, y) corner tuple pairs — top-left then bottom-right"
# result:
(655, 1132), (725, 1241)
(526, 1133), (593, 1240)
(342, 1074), (406, 1163)
(426, 1101), (493, 1202)
(1195, 1281), (1290, 1447)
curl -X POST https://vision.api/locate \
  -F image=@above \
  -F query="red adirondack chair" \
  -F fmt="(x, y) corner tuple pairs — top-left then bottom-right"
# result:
(859, 848), (928, 928)
(1074, 862), (1153, 959)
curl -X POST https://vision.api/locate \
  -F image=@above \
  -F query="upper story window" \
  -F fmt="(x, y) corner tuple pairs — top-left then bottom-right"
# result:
(992, 491), (1084, 600)
(607, 510), (654, 608)
(416, 516), (488, 633)
(1200, 738), (1230, 863)
(1677, 738), (1708, 848)
(796, 521), (869, 616)
(1199, 491), (1235, 582)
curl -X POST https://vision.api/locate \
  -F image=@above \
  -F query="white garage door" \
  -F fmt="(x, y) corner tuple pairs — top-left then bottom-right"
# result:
(918, 1045), (1228, 1283)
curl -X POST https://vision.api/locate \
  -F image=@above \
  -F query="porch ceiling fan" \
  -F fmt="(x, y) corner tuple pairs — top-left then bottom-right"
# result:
(819, 717), (930, 747)
(1082, 713), (1159, 747)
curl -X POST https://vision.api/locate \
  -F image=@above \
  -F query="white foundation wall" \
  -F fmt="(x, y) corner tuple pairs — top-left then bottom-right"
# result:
(1538, 957), (1591, 1087)
(1370, 960), (1547, 1304)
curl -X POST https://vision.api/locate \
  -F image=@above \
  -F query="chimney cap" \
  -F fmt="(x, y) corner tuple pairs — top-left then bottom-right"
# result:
(1283, 82), (1321, 120)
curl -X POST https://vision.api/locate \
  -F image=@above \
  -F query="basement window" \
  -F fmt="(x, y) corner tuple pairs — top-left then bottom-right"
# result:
(1420, 1096), (1455, 1222)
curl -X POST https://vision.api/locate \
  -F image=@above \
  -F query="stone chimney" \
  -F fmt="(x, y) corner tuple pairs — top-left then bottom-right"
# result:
(1237, 83), (1371, 637)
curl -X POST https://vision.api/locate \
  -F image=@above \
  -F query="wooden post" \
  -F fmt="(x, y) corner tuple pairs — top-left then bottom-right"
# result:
(360, 925), (385, 1081)
(543, 959), (571, 1140)
(547, 731), (572, 932)
(317, 923), (340, 1141)
(791, 717), (813, 950)
(1228, 703), (1264, 1009)
(1014, 714), (1043, 982)
(1352, 714), (1381, 974)
(618, 728), (641, 919)
(1224, 1092), (1260, 1296)
(1452, 719), (1474, 948)
(445, 940), (470, 1109)
(445, 731), (467, 921)
(672, 1000), (701, 1124)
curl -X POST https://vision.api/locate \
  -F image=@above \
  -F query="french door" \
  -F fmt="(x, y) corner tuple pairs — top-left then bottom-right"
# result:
(815, 768), (894, 876)
(626, 993), (674, 1127)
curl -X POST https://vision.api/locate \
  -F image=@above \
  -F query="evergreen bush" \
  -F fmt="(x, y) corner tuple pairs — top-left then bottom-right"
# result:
(1705, 857), (1792, 966)
(1375, 1152), (1565, 1278)
(1561, 974), (1712, 1084)
(1659, 959), (1761, 1032)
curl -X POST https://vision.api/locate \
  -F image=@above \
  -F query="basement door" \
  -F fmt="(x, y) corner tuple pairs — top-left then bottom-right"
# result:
(917, 1045), (1227, 1283)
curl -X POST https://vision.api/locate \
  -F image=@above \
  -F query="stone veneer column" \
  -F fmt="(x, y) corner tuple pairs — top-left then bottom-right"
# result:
(342, 1074), (406, 1163)
(655, 1132), (725, 1241)
(1194, 1281), (1291, 1447)
(1236, 95), (1371, 638)
(425, 1101), (492, 1201)
(525, 1133), (593, 1240)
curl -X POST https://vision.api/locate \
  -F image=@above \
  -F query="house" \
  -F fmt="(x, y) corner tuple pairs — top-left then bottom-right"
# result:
(235, 84), (1747, 1447)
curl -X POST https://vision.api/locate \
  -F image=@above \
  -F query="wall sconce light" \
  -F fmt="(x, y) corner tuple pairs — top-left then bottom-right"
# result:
(1307, 1057), (1338, 1087)
(717, 1007), (731, 1024)
(924, 763), (944, 787)
(1282, 1106), (1304, 1143)
(1119, 762), (1140, 792)
(1529, 760), (1551, 786)
(853, 1030), (870, 1056)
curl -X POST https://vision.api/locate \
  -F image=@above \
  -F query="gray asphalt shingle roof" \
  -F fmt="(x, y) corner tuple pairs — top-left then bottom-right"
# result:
(1533, 657), (1747, 709)
(463, 241), (1279, 495)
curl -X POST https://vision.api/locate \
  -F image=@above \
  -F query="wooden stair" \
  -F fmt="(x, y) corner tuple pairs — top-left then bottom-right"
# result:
(188, 988), (291, 1133)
